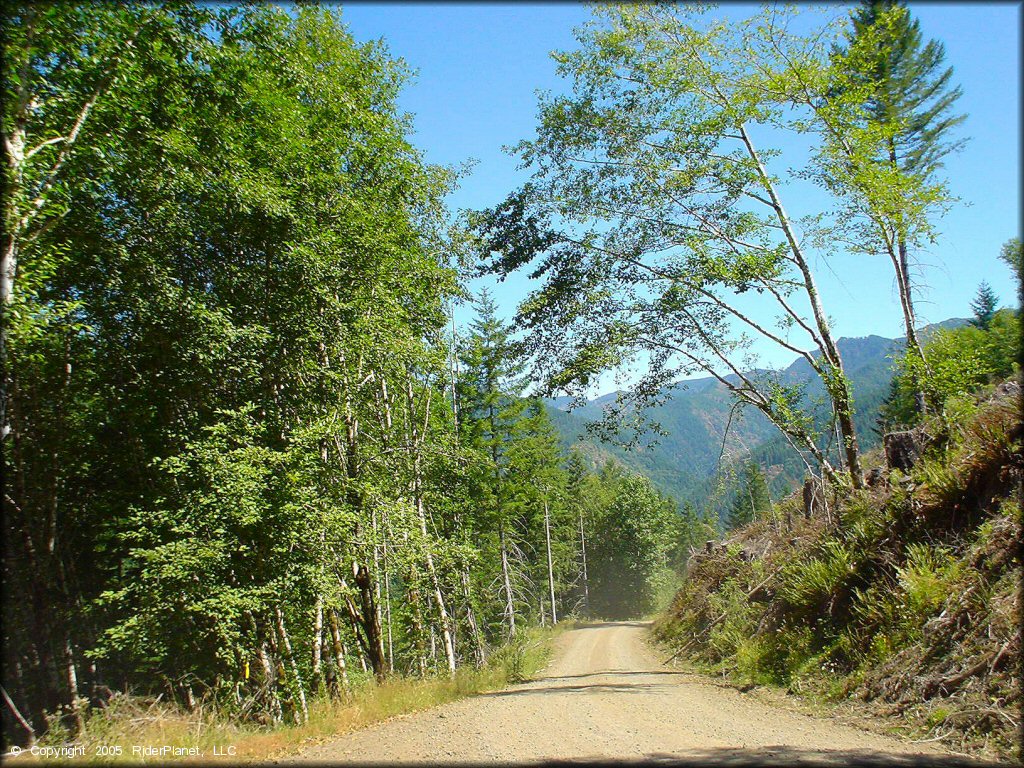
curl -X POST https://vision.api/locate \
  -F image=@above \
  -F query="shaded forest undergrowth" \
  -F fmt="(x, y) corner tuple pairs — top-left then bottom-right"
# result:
(655, 379), (1022, 761)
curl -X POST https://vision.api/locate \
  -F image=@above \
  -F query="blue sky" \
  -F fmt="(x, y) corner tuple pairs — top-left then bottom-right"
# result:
(339, 2), (1020, 392)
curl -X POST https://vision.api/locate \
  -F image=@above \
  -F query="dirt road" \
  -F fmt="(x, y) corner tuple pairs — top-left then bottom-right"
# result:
(291, 621), (988, 765)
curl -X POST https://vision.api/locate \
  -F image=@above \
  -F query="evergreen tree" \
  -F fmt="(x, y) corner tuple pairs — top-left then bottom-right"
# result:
(831, 1), (966, 413)
(457, 289), (530, 639)
(843, 1), (966, 178)
(726, 462), (772, 531)
(969, 282), (999, 330)
(505, 400), (569, 625)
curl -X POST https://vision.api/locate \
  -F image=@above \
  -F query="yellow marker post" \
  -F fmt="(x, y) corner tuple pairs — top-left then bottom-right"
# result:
(244, 660), (250, 680)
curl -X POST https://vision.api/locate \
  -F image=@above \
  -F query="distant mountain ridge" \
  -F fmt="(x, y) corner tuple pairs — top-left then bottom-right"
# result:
(545, 319), (967, 514)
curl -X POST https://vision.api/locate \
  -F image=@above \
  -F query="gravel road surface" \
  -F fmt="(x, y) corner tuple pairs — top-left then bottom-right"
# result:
(290, 621), (993, 766)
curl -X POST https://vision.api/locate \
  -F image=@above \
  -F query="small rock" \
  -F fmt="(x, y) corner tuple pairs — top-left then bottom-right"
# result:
(994, 379), (1021, 401)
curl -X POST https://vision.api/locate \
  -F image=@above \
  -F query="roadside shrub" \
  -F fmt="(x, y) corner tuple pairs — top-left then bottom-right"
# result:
(736, 627), (814, 686)
(705, 577), (758, 662)
(780, 540), (855, 610)
(897, 544), (961, 619)
(882, 310), (1020, 427)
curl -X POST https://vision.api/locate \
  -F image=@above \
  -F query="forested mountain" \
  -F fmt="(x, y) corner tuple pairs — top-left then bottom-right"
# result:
(547, 321), (967, 513)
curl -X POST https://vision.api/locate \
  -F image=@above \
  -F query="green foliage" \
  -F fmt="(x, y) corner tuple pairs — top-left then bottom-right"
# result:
(999, 237), (1022, 301)
(588, 470), (681, 619)
(5, 2), (554, 740)
(475, 3), (879, 489)
(882, 310), (1020, 426)
(780, 540), (855, 609)
(969, 282), (999, 330)
(658, 383), (1021, 759)
(897, 544), (961, 619)
(838, 1), (966, 179)
(726, 462), (772, 530)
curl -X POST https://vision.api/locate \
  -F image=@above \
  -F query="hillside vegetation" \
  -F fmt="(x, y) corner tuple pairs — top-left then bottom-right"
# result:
(3, 0), (1018, 759)
(655, 375), (1021, 760)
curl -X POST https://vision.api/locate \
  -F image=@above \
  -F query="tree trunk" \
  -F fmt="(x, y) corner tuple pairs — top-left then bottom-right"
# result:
(544, 497), (557, 625)
(407, 571), (428, 678)
(256, 641), (282, 724)
(405, 376), (457, 676)
(311, 595), (324, 696)
(461, 569), (487, 666)
(382, 531), (395, 675)
(739, 123), (864, 489)
(347, 564), (386, 681)
(370, 507), (385, 671)
(499, 522), (516, 638)
(59, 633), (83, 734)
(832, 388), (864, 487)
(578, 509), (590, 617)
(415, 496), (457, 676)
(429, 619), (438, 667)
(888, 140), (928, 416)
(1, 684), (35, 746)
(327, 609), (351, 697)
(275, 608), (308, 724)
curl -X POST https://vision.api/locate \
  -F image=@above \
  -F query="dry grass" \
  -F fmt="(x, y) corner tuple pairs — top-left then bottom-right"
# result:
(14, 624), (561, 764)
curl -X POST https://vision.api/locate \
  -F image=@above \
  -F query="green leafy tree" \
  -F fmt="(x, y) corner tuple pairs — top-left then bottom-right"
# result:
(475, 4), (870, 489)
(882, 309), (1020, 426)
(3, 2), (467, 738)
(822, 1), (966, 413)
(999, 237), (1022, 302)
(590, 472), (677, 620)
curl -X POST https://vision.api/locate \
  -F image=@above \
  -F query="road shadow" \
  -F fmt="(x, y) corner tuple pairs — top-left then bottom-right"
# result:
(294, 746), (1009, 767)
(530, 670), (693, 682)
(542, 751), (1009, 767)
(571, 621), (652, 629)
(476, 680), (679, 698)
(479, 670), (690, 698)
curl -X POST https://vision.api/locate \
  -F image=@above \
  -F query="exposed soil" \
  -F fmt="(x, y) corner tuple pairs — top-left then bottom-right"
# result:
(288, 622), (999, 766)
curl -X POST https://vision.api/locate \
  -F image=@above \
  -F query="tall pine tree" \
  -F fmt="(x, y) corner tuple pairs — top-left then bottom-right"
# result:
(726, 462), (772, 531)
(969, 282), (999, 330)
(833, 1), (966, 413)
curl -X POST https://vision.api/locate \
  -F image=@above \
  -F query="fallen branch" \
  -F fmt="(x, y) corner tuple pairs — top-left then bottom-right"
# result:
(920, 652), (995, 698)
(909, 729), (954, 744)
(1, 685), (35, 744)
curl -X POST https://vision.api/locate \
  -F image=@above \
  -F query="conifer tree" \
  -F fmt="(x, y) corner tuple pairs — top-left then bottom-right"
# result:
(831, 0), (966, 413)
(969, 282), (999, 330)
(457, 289), (529, 638)
(726, 462), (772, 531)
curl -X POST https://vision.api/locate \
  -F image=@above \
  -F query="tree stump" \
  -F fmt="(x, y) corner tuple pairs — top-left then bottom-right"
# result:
(883, 429), (926, 472)
(802, 478), (822, 519)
